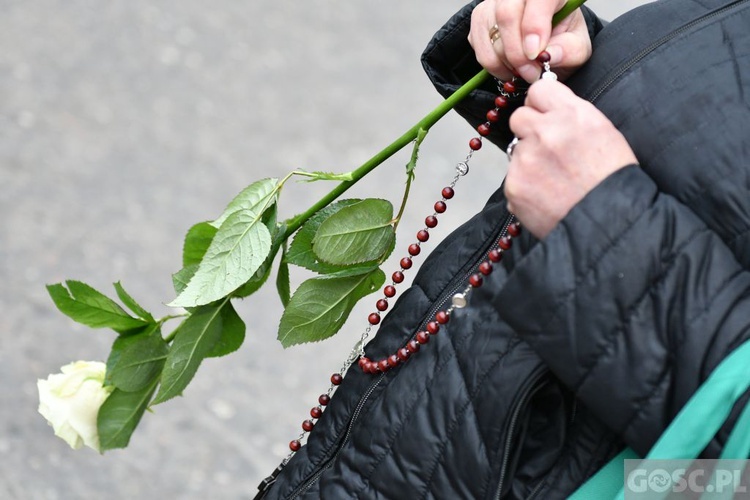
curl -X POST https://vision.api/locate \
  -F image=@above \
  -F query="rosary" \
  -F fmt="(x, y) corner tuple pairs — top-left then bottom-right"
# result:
(255, 51), (555, 497)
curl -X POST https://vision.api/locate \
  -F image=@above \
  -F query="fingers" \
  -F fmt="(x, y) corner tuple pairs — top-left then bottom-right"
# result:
(494, 0), (533, 80)
(520, 0), (567, 60)
(469, 1), (515, 80)
(508, 80), (581, 138)
(546, 21), (593, 69)
(470, 0), (591, 83)
(508, 105), (543, 140)
(496, 0), (568, 82)
(523, 78), (577, 112)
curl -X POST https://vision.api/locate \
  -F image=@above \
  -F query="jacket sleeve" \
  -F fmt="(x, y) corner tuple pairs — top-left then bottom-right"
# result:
(420, 1), (605, 151)
(493, 165), (750, 457)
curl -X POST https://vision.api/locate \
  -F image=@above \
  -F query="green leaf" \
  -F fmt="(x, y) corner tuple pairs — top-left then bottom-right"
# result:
(113, 282), (155, 322)
(276, 244), (291, 307)
(168, 208), (272, 308)
(226, 212), (281, 299)
(171, 265), (197, 296)
(312, 199), (395, 266)
(318, 263), (382, 278)
(278, 269), (385, 348)
(210, 178), (278, 229)
(109, 330), (168, 392)
(262, 201), (278, 229)
(47, 281), (148, 333)
(151, 302), (225, 405)
(182, 222), (218, 267)
(286, 199), (361, 273)
(105, 330), (147, 386)
(206, 302), (245, 358)
(98, 379), (158, 452)
(231, 255), (273, 298)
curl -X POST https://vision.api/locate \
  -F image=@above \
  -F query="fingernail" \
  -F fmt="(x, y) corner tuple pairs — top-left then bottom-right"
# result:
(523, 34), (540, 60)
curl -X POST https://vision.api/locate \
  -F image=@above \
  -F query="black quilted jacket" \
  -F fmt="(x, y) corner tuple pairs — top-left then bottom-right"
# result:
(258, 0), (750, 498)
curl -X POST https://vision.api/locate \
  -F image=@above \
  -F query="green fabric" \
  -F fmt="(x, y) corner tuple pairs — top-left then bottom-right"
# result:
(568, 340), (750, 499)
(639, 340), (750, 461)
(568, 448), (639, 499)
(720, 399), (750, 459)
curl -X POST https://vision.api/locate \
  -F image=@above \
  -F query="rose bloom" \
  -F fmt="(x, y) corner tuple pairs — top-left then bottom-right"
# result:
(37, 361), (113, 452)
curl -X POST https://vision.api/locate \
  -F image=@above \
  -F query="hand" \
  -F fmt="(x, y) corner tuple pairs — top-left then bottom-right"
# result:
(505, 79), (638, 239)
(468, 0), (592, 83)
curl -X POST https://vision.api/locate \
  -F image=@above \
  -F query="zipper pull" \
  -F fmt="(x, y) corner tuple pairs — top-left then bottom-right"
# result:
(254, 464), (285, 500)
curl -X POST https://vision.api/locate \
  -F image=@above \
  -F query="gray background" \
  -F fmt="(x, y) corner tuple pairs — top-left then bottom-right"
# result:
(1, 1), (647, 498)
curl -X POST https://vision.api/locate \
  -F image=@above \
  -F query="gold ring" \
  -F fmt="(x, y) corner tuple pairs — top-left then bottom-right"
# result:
(489, 24), (501, 44)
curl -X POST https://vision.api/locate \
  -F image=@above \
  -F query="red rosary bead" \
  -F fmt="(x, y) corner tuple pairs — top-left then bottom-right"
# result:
(503, 80), (517, 93)
(469, 138), (483, 151)
(486, 109), (499, 122)
(319, 394), (331, 406)
(436, 311), (450, 324)
(479, 261), (493, 275)
(416, 331), (430, 344)
(377, 359), (390, 372)
(488, 249), (503, 262)
(417, 230), (430, 242)
(407, 339), (420, 353)
(408, 244), (421, 256)
(507, 222), (521, 237)
(384, 284), (397, 297)
(425, 215), (438, 228)
(387, 354), (400, 368)
(427, 321), (440, 334)
(434, 201), (447, 213)
(376, 299), (389, 311)
(442, 187), (455, 199)
(397, 347), (411, 361)
(392, 271), (405, 283)
(302, 420), (315, 432)
(400, 257), (413, 269)
(469, 274), (483, 288)
(477, 123), (491, 136)
(290, 440), (302, 452)
(536, 50), (551, 63)
(358, 357), (370, 370)
(368, 313), (381, 325)
(498, 236), (512, 250)
(331, 373), (343, 385)
(495, 95), (508, 108)
(311, 407), (322, 419)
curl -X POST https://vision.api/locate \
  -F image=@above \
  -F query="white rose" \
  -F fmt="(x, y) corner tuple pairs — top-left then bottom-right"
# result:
(37, 360), (114, 452)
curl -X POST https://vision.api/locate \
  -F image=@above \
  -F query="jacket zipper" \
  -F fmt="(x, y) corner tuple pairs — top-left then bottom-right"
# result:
(285, 212), (516, 499)
(493, 366), (548, 500)
(587, 0), (749, 103)
(287, 374), (386, 499)
(524, 477), (547, 500)
(420, 213), (515, 326)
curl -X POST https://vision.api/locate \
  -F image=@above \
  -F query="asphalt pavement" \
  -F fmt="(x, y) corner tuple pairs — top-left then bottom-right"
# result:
(1, 1), (645, 498)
